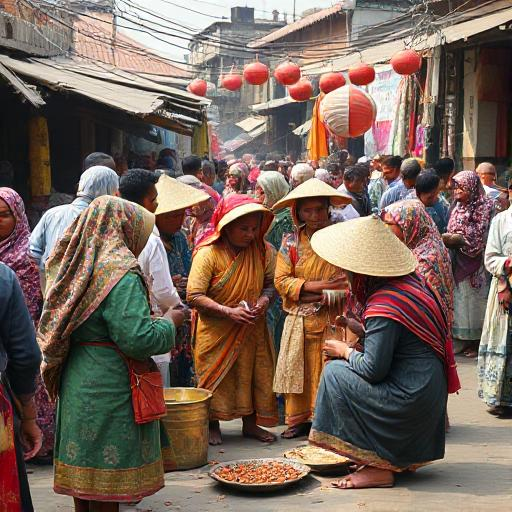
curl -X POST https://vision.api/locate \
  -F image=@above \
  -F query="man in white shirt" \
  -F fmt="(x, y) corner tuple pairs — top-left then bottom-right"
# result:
(119, 169), (208, 385)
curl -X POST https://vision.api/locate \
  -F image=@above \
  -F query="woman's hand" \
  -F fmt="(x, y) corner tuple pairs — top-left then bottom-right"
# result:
(442, 233), (466, 249)
(252, 296), (270, 317)
(336, 315), (365, 339)
(20, 419), (42, 460)
(303, 276), (347, 295)
(226, 306), (257, 325)
(164, 308), (185, 328)
(323, 340), (351, 360)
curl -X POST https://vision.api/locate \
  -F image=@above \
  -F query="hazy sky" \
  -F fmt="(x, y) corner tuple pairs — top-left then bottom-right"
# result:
(118, 0), (336, 60)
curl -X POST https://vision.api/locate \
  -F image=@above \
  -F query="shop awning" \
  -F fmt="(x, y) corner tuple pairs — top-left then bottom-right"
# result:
(0, 55), (206, 134)
(235, 115), (267, 133)
(293, 119), (312, 136)
(0, 61), (45, 107)
(251, 96), (297, 113)
(302, 3), (512, 74)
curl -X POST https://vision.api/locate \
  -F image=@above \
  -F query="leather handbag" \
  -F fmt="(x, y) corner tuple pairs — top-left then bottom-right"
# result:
(79, 342), (166, 424)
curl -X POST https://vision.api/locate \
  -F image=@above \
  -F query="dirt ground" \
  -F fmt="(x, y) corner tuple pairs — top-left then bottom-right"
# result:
(29, 357), (512, 512)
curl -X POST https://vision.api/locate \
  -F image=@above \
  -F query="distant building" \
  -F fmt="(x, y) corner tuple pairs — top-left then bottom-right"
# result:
(188, 6), (285, 139)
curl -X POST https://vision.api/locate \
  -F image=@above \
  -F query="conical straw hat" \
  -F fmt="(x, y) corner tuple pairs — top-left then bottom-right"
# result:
(310, 215), (417, 277)
(155, 174), (210, 215)
(217, 202), (273, 232)
(272, 178), (352, 211)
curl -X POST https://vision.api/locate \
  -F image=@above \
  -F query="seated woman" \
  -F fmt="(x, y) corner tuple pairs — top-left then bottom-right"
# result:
(187, 195), (278, 445)
(308, 216), (456, 489)
(272, 179), (353, 439)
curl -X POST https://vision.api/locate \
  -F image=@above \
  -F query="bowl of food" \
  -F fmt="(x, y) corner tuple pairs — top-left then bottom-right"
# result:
(283, 445), (351, 473)
(209, 458), (310, 493)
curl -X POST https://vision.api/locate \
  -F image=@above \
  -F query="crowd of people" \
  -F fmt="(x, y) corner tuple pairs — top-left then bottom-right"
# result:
(1, 146), (511, 510)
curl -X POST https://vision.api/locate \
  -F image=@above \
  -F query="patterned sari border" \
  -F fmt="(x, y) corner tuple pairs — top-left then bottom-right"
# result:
(309, 429), (428, 473)
(54, 459), (164, 501)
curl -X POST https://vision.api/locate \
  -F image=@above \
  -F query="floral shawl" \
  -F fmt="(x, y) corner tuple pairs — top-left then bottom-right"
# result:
(37, 196), (154, 400)
(448, 171), (494, 258)
(386, 199), (454, 316)
(0, 188), (41, 322)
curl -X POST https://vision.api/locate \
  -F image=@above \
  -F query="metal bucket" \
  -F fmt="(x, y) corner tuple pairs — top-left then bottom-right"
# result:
(161, 387), (212, 471)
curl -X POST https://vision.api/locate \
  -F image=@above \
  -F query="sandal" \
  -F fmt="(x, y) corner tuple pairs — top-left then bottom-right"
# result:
(331, 465), (394, 489)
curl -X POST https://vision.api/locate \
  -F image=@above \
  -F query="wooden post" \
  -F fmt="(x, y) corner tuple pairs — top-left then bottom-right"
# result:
(28, 116), (51, 197)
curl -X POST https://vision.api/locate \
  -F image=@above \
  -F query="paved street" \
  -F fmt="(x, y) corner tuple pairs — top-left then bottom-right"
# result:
(29, 357), (512, 512)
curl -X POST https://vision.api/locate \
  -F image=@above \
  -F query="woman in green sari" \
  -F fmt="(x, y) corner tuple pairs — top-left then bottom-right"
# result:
(37, 196), (183, 512)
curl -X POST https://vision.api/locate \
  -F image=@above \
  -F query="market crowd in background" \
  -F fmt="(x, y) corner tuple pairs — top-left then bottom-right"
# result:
(1, 145), (512, 509)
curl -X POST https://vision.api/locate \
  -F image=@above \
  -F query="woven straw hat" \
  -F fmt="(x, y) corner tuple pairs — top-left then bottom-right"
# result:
(272, 178), (352, 211)
(310, 215), (417, 277)
(155, 174), (210, 215)
(217, 202), (273, 232)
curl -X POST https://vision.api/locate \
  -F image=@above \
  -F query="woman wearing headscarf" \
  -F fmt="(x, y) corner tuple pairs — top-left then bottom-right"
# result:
(290, 163), (315, 189)
(478, 184), (512, 417)
(37, 196), (183, 511)
(309, 216), (455, 489)
(178, 175), (217, 247)
(187, 195), (277, 446)
(223, 163), (248, 197)
(383, 200), (461, 398)
(272, 179), (353, 439)
(444, 171), (494, 357)
(0, 188), (55, 464)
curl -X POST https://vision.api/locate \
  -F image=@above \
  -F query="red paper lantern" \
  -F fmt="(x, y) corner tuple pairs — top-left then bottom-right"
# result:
(221, 73), (243, 91)
(288, 79), (313, 102)
(319, 72), (346, 94)
(390, 49), (422, 75)
(320, 85), (376, 138)
(274, 61), (301, 86)
(243, 61), (269, 85)
(348, 63), (375, 86)
(188, 78), (207, 97)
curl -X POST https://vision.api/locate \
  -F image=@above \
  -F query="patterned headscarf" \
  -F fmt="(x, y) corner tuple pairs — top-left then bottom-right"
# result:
(256, 171), (290, 208)
(38, 196), (154, 400)
(0, 188), (41, 322)
(448, 171), (494, 258)
(386, 199), (454, 315)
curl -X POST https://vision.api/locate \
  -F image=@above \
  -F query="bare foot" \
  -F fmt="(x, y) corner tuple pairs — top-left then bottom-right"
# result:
(280, 422), (311, 439)
(332, 466), (394, 489)
(242, 414), (277, 443)
(209, 421), (223, 446)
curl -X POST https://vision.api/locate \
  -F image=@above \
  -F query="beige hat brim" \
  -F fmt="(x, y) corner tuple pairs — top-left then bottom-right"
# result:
(272, 178), (352, 211)
(155, 174), (210, 215)
(217, 202), (273, 232)
(310, 216), (417, 277)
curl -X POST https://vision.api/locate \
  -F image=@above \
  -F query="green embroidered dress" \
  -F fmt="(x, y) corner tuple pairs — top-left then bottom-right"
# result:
(54, 272), (175, 502)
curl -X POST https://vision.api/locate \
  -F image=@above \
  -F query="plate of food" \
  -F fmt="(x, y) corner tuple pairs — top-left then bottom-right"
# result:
(283, 445), (351, 473)
(209, 458), (311, 493)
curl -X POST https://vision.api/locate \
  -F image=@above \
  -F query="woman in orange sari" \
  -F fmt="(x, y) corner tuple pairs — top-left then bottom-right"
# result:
(187, 195), (278, 445)
(273, 179), (353, 438)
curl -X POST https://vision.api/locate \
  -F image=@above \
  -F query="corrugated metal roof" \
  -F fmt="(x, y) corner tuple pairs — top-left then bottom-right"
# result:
(0, 61), (45, 107)
(250, 4), (344, 48)
(0, 55), (203, 134)
(303, 3), (512, 74)
(251, 96), (297, 113)
(293, 119), (312, 136)
(235, 116), (267, 133)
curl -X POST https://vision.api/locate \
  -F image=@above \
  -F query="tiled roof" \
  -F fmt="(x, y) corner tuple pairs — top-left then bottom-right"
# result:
(250, 4), (344, 48)
(73, 13), (191, 78)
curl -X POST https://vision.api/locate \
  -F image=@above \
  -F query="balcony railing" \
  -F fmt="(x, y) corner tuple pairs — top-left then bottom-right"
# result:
(0, 11), (72, 56)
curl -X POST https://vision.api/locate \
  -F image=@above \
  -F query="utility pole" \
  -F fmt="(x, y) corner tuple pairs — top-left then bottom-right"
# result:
(293, 0), (296, 22)
(111, 0), (117, 66)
